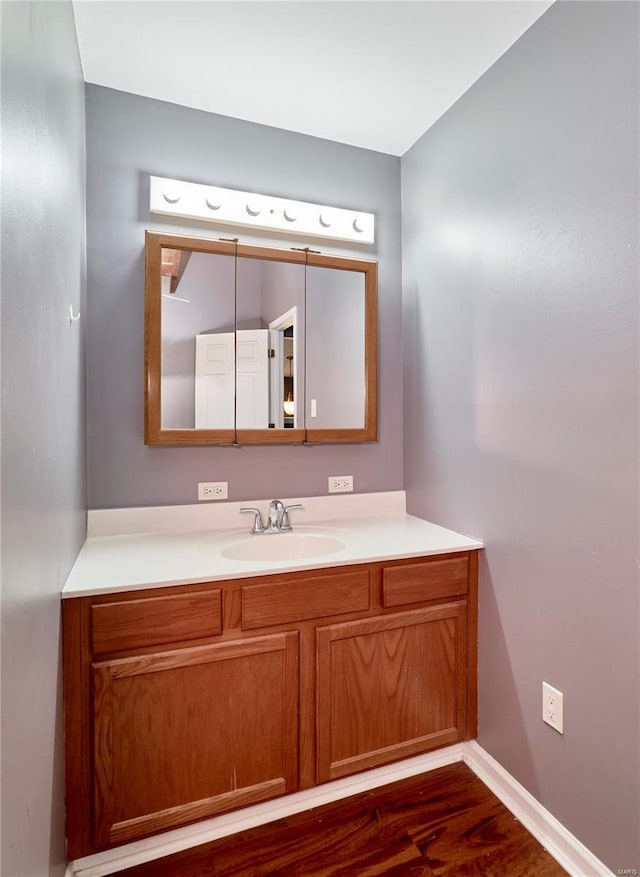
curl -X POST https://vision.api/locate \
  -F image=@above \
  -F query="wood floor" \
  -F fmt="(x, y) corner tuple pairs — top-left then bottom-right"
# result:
(110, 763), (568, 876)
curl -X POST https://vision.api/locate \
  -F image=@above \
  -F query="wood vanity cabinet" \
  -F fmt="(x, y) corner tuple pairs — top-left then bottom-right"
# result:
(316, 602), (468, 782)
(63, 551), (477, 859)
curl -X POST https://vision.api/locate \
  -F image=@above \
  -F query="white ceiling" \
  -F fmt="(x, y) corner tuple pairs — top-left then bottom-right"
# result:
(73, 1), (551, 156)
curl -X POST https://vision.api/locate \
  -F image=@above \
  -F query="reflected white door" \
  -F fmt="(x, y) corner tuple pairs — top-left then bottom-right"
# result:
(236, 329), (269, 429)
(194, 332), (234, 429)
(269, 329), (283, 429)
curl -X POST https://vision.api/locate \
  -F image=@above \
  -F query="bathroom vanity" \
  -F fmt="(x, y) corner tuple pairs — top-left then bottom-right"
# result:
(62, 496), (482, 860)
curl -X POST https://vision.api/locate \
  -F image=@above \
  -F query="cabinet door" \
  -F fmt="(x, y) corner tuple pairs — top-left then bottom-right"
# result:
(92, 633), (298, 848)
(316, 604), (466, 782)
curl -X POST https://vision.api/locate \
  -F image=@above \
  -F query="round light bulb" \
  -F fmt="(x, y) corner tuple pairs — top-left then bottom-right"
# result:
(246, 201), (261, 217)
(163, 184), (181, 204)
(283, 207), (297, 223)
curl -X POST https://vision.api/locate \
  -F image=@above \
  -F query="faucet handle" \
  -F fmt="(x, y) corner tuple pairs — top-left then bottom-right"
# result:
(280, 504), (304, 532)
(239, 507), (266, 534)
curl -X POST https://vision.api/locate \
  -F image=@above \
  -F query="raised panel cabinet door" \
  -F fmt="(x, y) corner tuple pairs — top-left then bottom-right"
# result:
(316, 603), (467, 782)
(92, 633), (298, 849)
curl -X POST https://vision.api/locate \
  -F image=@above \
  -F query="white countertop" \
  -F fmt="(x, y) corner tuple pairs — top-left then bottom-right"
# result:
(63, 493), (483, 598)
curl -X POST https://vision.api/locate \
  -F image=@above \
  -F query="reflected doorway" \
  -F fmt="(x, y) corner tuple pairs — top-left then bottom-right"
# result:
(269, 307), (298, 429)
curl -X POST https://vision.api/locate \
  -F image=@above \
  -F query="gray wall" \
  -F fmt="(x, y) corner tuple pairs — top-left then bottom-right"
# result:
(85, 86), (403, 508)
(402, 2), (639, 872)
(1, 2), (87, 875)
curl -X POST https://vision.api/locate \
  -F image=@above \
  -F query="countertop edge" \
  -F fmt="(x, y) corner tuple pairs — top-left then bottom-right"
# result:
(62, 533), (484, 599)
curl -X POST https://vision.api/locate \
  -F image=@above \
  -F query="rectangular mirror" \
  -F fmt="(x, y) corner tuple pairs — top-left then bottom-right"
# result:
(145, 232), (377, 445)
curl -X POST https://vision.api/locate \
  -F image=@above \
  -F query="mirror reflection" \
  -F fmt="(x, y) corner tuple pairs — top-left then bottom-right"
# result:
(236, 257), (305, 430)
(306, 266), (365, 429)
(160, 248), (235, 429)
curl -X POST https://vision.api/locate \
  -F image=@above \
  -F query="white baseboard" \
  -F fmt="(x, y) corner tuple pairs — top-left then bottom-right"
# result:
(67, 741), (612, 877)
(69, 743), (463, 877)
(463, 741), (613, 877)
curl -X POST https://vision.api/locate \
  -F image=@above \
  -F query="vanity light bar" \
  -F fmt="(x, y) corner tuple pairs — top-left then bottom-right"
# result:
(149, 176), (375, 244)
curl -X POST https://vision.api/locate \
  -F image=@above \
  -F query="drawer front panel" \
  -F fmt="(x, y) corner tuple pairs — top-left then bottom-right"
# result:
(382, 556), (468, 608)
(91, 590), (222, 655)
(242, 570), (370, 630)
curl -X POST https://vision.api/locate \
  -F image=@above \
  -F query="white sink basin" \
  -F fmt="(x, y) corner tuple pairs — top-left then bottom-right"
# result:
(222, 533), (345, 562)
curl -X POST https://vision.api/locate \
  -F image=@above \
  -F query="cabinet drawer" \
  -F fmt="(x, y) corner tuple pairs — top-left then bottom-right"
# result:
(242, 570), (370, 630)
(382, 556), (468, 608)
(91, 590), (222, 655)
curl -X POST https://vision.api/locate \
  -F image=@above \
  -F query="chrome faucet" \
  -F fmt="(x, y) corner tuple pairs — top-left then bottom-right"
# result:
(240, 501), (304, 534)
(280, 503), (303, 531)
(267, 499), (284, 533)
(239, 507), (266, 534)
(268, 499), (305, 532)
(269, 500), (305, 532)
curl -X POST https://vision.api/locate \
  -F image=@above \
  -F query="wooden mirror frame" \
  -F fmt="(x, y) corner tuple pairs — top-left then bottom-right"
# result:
(145, 231), (377, 446)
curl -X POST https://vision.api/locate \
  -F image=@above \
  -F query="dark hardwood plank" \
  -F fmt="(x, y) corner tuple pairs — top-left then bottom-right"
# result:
(442, 835), (569, 876)
(109, 764), (567, 877)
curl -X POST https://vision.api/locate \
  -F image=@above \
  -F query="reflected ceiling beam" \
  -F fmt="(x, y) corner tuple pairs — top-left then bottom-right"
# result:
(161, 248), (192, 294)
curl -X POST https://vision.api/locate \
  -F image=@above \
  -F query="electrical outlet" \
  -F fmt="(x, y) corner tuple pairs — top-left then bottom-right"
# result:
(198, 481), (228, 501)
(542, 682), (564, 734)
(328, 475), (353, 494)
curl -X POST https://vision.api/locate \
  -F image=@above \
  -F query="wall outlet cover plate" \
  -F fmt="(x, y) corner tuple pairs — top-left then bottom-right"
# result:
(198, 482), (228, 501)
(328, 476), (354, 494)
(542, 681), (564, 734)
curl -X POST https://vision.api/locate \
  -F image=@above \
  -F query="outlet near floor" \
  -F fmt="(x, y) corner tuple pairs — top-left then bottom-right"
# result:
(198, 481), (228, 501)
(542, 682), (564, 734)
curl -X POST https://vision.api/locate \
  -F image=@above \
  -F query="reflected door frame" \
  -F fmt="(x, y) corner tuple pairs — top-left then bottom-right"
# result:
(269, 306), (298, 430)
